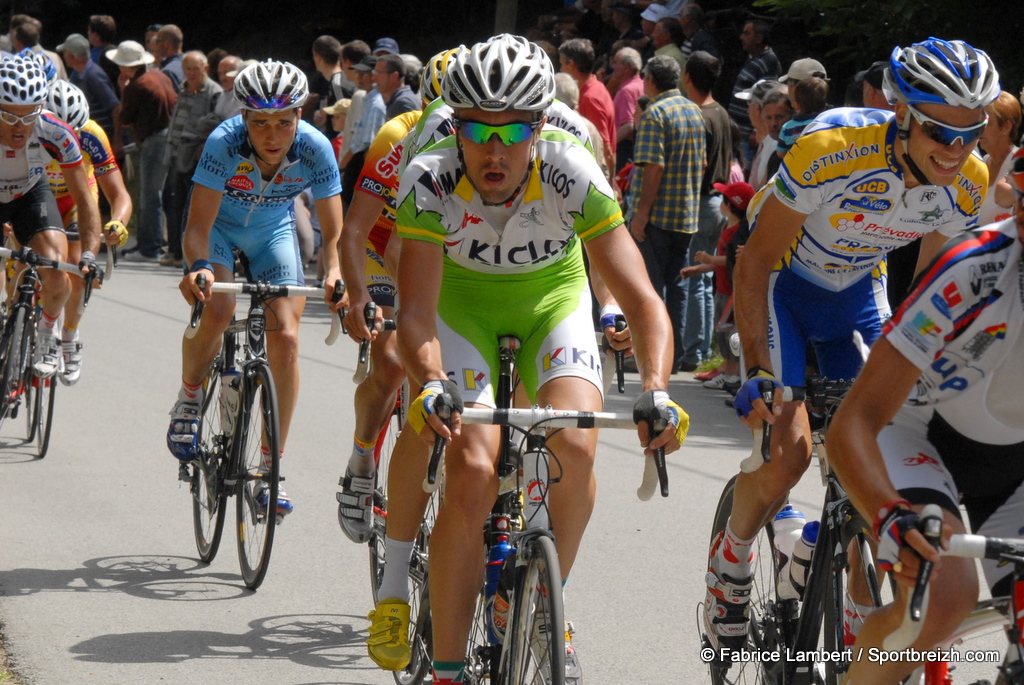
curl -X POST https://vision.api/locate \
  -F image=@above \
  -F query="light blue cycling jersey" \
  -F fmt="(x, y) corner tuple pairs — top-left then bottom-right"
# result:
(192, 115), (341, 231)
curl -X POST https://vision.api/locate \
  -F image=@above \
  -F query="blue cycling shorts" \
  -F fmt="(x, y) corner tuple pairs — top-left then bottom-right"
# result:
(766, 264), (889, 387)
(206, 211), (305, 286)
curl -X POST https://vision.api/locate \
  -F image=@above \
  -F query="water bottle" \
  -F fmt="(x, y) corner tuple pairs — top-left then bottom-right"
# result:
(219, 366), (242, 436)
(522, 448), (549, 529)
(773, 506), (806, 600)
(491, 550), (516, 641)
(485, 516), (513, 642)
(789, 520), (820, 600)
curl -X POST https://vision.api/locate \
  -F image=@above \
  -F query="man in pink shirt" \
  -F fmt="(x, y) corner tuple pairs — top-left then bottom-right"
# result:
(611, 46), (644, 172)
(559, 37), (616, 181)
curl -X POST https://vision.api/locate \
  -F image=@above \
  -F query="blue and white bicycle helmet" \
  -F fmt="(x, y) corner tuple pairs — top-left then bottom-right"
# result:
(0, 55), (48, 106)
(442, 34), (555, 114)
(885, 37), (999, 109)
(19, 48), (57, 86)
(233, 60), (308, 111)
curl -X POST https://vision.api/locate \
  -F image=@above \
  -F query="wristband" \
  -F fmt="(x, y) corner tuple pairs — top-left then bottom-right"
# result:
(872, 498), (913, 540)
(80, 250), (96, 264)
(745, 365), (775, 381)
(600, 305), (623, 329)
(189, 259), (214, 275)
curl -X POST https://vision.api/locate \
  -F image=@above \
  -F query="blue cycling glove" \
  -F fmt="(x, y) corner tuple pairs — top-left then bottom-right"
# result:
(734, 370), (782, 419)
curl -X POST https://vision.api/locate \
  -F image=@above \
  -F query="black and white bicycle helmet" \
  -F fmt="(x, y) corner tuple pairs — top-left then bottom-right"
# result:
(19, 48), (57, 86)
(442, 34), (555, 114)
(233, 60), (309, 112)
(0, 54), (48, 106)
(885, 37), (999, 109)
(46, 80), (90, 132)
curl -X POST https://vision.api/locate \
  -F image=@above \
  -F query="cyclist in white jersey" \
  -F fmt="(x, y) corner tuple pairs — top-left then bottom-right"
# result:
(0, 55), (105, 378)
(704, 38), (1000, 650)
(364, 34), (688, 684)
(826, 147), (1024, 684)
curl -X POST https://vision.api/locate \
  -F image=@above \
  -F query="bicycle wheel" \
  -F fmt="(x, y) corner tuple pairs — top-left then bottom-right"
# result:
(502, 533), (565, 685)
(704, 475), (791, 685)
(234, 362), (280, 590)
(465, 587), (498, 685)
(32, 373), (55, 458)
(191, 367), (228, 563)
(0, 307), (28, 433)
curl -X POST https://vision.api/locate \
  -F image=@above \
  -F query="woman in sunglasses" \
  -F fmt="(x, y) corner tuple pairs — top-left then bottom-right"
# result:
(0, 54), (105, 379)
(827, 147), (1024, 684)
(704, 37), (998, 654)
(169, 60), (345, 517)
(373, 34), (686, 683)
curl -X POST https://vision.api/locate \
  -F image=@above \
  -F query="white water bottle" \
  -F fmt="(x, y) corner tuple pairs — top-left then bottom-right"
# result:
(522, 448), (549, 529)
(773, 505), (806, 600)
(789, 520), (820, 600)
(219, 366), (242, 436)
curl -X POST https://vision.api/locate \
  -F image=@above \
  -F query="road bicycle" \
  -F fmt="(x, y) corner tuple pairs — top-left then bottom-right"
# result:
(0, 245), (104, 458)
(876, 505), (1024, 684)
(418, 335), (668, 685)
(182, 275), (341, 590)
(703, 376), (886, 685)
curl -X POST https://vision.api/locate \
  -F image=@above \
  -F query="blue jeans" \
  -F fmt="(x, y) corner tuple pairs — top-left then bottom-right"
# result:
(681, 195), (724, 365)
(138, 129), (169, 257)
(635, 223), (692, 368)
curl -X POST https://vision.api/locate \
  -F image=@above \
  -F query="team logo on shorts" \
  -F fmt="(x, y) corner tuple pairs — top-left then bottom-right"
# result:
(903, 452), (942, 471)
(542, 348), (566, 371)
(463, 368), (486, 390)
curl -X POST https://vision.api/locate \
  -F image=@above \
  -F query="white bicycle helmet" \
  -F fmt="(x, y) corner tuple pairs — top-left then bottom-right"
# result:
(233, 60), (309, 112)
(0, 54), (48, 106)
(421, 47), (462, 104)
(19, 48), (57, 85)
(442, 34), (555, 114)
(885, 37), (999, 109)
(46, 80), (90, 132)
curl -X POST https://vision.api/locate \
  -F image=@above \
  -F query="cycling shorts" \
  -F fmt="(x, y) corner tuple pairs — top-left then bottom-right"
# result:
(767, 264), (889, 387)
(206, 212), (304, 286)
(435, 246), (603, 407)
(365, 238), (396, 309)
(0, 180), (64, 247)
(880, 404), (1024, 595)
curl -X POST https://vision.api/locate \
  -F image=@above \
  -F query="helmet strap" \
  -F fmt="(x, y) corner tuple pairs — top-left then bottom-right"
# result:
(896, 106), (932, 187)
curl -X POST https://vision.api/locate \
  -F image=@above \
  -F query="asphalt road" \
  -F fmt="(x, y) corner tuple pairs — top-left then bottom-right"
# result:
(0, 260), (1005, 684)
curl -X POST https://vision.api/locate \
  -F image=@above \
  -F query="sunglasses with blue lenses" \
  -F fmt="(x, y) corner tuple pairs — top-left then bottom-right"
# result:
(457, 119), (540, 146)
(907, 104), (988, 147)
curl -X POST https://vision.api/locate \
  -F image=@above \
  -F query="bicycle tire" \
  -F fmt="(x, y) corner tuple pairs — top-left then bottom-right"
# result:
(234, 362), (280, 590)
(0, 307), (27, 432)
(705, 475), (791, 685)
(24, 327), (36, 443)
(32, 374), (55, 458)
(369, 388), (405, 602)
(191, 367), (228, 563)
(502, 533), (565, 685)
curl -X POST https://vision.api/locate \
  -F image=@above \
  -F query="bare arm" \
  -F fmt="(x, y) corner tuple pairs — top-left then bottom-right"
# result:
(913, 231), (949, 277)
(62, 164), (102, 255)
(95, 168), (133, 227)
(340, 191), (387, 339)
(312, 193), (345, 307)
(179, 184), (223, 304)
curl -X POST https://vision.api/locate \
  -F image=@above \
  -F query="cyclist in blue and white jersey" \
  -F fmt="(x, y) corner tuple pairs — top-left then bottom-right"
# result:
(704, 38), (999, 649)
(364, 34), (688, 684)
(827, 147), (1024, 684)
(0, 55), (105, 379)
(168, 60), (345, 516)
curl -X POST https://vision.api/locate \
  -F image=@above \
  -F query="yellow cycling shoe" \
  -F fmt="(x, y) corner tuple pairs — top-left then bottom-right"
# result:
(366, 597), (411, 671)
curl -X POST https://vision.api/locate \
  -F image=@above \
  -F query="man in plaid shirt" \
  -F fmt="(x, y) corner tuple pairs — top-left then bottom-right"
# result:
(627, 54), (706, 372)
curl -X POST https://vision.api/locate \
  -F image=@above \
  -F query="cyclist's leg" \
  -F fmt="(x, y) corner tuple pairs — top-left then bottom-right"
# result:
(263, 294), (304, 450)
(845, 407), (978, 684)
(57, 197), (86, 384)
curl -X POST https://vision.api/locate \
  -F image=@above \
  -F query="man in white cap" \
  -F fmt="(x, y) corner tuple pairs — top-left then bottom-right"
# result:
(108, 39), (177, 261)
(779, 56), (828, 96)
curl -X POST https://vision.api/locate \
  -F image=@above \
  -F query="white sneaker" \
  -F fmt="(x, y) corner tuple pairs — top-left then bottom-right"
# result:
(703, 374), (741, 390)
(33, 333), (61, 378)
(60, 340), (82, 386)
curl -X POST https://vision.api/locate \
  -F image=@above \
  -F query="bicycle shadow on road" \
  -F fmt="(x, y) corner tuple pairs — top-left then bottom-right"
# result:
(0, 555), (254, 600)
(68, 612), (372, 673)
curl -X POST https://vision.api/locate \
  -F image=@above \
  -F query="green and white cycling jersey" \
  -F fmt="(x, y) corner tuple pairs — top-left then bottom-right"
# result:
(395, 126), (621, 404)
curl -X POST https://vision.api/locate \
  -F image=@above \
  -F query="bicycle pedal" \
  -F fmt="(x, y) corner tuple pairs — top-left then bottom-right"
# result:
(177, 463), (191, 482)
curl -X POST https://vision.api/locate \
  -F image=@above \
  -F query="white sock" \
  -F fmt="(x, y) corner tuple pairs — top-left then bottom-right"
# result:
(716, 519), (756, 579)
(40, 311), (59, 335)
(61, 326), (79, 343)
(376, 536), (415, 603)
(346, 437), (376, 477)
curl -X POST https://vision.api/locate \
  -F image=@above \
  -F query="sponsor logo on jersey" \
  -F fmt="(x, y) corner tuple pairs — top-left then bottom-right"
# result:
(969, 261), (1005, 296)
(374, 143), (405, 180)
(853, 181), (889, 194)
(838, 196), (893, 213)
(227, 175), (255, 191)
(5, 151), (13, 158)
(930, 279), (964, 318)
(360, 177), (385, 197)
(456, 237), (571, 267)
(833, 237), (883, 254)
(537, 160), (576, 199)
(519, 207), (543, 227)
(919, 205), (946, 223)
(236, 162), (254, 174)
(956, 175), (984, 210)
(831, 214), (925, 241)
(800, 142), (880, 183)
(903, 453), (942, 471)
(463, 369), (486, 390)
(274, 173), (304, 185)
(461, 212), (483, 230)
(775, 175), (796, 201)
(920, 190), (937, 203)
(417, 168), (459, 199)
(961, 323), (1006, 360)
(913, 310), (942, 337)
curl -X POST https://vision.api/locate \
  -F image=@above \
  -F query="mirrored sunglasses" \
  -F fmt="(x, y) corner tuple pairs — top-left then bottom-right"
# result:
(0, 106), (42, 126)
(907, 104), (987, 147)
(457, 120), (540, 146)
